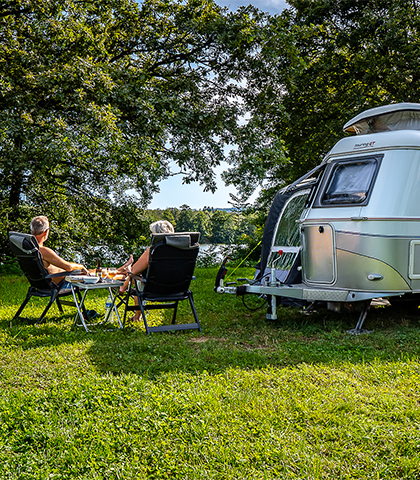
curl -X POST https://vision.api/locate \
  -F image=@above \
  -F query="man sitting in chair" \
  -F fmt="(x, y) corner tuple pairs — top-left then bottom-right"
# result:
(119, 220), (175, 322)
(30, 216), (88, 284)
(30, 216), (133, 284)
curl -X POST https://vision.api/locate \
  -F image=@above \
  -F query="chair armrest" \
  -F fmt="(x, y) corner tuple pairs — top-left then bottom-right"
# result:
(46, 269), (82, 279)
(129, 273), (145, 282)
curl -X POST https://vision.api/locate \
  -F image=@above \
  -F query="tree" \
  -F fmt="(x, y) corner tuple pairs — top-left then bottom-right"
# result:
(210, 209), (235, 244)
(224, 0), (420, 207)
(175, 204), (196, 232)
(0, 0), (264, 253)
(162, 209), (177, 230)
(193, 210), (211, 242)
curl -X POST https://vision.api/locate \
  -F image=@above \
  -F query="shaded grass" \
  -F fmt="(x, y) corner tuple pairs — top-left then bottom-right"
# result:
(1, 269), (420, 478)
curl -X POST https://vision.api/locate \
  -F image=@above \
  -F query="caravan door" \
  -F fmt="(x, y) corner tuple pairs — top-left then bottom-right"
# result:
(267, 188), (311, 283)
(259, 164), (325, 284)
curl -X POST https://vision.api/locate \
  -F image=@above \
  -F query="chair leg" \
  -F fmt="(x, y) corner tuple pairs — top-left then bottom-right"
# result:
(188, 292), (202, 332)
(37, 291), (58, 324)
(12, 293), (32, 321)
(171, 301), (179, 324)
(56, 297), (64, 313)
(139, 301), (150, 334)
(122, 292), (133, 327)
(123, 303), (128, 327)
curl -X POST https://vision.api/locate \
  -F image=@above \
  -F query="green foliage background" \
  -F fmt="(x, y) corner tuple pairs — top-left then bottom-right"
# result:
(2, 0), (420, 267)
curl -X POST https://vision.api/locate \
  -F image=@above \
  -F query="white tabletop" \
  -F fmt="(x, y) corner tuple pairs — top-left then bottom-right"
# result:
(66, 278), (124, 290)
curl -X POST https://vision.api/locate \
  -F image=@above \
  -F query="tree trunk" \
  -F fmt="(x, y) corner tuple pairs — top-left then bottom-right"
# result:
(8, 136), (24, 224)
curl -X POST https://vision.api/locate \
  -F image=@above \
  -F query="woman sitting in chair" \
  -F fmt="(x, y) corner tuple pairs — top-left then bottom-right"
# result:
(119, 220), (175, 322)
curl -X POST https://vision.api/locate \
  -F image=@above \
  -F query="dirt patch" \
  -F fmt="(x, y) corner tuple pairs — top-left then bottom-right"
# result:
(189, 336), (228, 344)
(189, 336), (210, 344)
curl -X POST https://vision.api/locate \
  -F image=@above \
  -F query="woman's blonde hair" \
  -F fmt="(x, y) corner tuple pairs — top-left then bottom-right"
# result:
(149, 220), (174, 234)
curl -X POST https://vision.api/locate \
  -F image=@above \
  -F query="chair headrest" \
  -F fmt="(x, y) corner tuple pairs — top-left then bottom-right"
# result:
(151, 232), (200, 250)
(8, 231), (39, 254)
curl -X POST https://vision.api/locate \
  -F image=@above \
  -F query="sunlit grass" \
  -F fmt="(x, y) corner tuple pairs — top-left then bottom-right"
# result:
(1, 269), (420, 478)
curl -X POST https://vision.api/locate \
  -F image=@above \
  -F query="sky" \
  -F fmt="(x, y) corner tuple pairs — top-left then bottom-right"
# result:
(148, 0), (289, 210)
(217, 0), (288, 14)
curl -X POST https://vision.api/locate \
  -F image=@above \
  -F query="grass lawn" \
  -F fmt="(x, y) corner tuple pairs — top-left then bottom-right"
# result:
(1, 267), (420, 479)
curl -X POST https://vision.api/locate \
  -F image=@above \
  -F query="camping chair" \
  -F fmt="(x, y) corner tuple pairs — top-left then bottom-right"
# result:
(121, 232), (202, 334)
(8, 231), (84, 325)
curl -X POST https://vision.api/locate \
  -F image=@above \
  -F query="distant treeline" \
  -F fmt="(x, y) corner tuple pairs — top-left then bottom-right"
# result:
(1, 202), (262, 269)
(149, 204), (258, 245)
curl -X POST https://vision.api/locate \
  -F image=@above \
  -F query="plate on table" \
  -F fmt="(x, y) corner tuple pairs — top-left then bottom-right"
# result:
(82, 276), (100, 284)
(66, 275), (99, 284)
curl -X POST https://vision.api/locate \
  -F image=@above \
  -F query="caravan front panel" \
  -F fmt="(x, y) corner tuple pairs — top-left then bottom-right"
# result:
(335, 234), (411, 291)
(301, 223), (335, 284)
(301, 130), (420, 294)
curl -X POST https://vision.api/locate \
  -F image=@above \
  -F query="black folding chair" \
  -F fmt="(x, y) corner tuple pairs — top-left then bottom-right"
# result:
(121, 232), (202, 334)
(8, 231), (84, 325)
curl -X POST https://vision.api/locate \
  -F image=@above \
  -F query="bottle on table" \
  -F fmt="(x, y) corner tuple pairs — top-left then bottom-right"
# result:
(96, 258), (102, 280)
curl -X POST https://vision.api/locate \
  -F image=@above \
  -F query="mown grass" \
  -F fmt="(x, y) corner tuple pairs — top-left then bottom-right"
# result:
(1, 268), (420, 479)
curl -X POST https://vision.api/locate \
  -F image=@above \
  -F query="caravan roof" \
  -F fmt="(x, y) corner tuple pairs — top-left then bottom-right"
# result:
(343, 103), (420, 135)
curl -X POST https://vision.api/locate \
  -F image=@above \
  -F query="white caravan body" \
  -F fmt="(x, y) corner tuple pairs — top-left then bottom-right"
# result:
(216, 103), (420, 329)
(301, 128), (420, 297)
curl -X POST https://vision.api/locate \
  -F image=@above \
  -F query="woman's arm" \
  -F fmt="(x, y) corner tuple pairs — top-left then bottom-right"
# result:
(131, 248), (150, 275)
(119, 248), (150, 293)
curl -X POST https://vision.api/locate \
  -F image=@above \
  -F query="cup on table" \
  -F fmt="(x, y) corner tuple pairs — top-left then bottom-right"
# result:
(101, 268), (108, 280)
(108, 267), (117, 279)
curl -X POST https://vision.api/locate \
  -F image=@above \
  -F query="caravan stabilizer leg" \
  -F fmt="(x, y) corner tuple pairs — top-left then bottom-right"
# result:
(347, 301), (372, 335)
(266, 295), (278, 321)
(266, 268), (278, 321)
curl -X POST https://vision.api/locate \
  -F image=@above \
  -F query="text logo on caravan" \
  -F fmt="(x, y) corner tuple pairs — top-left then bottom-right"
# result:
(354, 141), (376, 149)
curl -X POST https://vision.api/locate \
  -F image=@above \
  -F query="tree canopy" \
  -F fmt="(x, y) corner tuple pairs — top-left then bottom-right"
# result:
(2, 0), (420, 259)
(224, 0), (420, 205)
(0, 0), (263, 251)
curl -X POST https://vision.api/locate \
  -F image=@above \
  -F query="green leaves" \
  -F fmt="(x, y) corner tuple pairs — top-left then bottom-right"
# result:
(0, 0), (265, 255)
(225, 0), (420, 208)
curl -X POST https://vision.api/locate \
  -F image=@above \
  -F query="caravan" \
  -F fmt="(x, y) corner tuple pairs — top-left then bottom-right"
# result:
(215, 103), (420, 332)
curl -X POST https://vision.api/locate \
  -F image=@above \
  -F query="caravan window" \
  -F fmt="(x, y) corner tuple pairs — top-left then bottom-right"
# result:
(321, 158), (379, 205)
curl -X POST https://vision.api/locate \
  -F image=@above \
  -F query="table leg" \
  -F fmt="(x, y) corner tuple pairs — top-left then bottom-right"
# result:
(103, 286), (123, 329)
(71, 286), (90, 332)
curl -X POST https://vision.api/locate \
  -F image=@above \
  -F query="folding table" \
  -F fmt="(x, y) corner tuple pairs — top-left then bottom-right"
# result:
(67, 278), (124, 332)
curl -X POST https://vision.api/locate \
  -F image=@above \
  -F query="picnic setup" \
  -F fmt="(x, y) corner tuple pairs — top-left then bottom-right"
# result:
(8, 230), (202, 334)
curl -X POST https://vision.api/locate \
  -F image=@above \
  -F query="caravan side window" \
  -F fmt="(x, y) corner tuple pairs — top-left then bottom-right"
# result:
(321, 158), (380, 206)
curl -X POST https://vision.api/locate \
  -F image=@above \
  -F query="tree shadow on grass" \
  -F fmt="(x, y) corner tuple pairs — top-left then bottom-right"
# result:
(84, 300), (420, 379)
(2, 291), (420, 381)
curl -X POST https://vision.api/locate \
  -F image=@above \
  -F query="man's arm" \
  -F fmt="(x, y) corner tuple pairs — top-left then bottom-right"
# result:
(39, 246), (86, 273)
